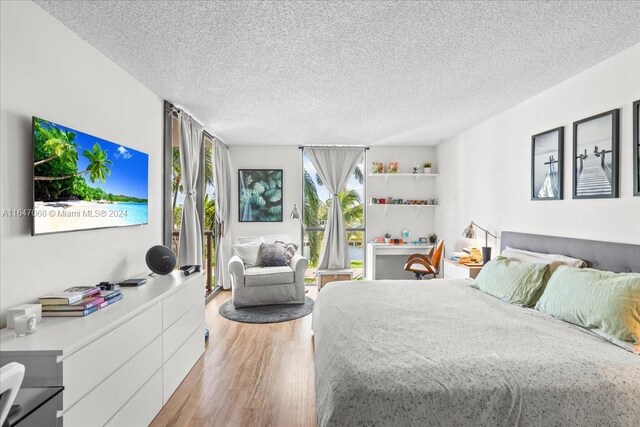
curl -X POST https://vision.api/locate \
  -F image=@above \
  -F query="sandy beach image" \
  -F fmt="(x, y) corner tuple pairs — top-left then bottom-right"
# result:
(34, 200), (147, 233)
(33, 117), (148, 234)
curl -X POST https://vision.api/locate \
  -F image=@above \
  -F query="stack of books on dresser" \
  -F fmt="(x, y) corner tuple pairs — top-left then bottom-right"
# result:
(39, 286), (123, 317)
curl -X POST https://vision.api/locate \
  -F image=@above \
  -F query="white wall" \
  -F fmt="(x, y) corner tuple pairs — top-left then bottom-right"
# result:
(227, 146), (303, 246)
(0, 1), (163, 323)
(435, 43), (640, 255)
(366, 147), (438, 242)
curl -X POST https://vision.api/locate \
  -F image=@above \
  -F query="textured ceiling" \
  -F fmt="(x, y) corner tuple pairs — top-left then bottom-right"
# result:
(35, 1), (640, 146)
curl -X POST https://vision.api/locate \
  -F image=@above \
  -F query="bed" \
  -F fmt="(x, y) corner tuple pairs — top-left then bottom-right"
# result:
(312, 232), (640, 426)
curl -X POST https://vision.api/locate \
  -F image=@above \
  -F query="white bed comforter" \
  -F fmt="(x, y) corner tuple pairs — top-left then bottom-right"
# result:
(312, 279), (640, 427)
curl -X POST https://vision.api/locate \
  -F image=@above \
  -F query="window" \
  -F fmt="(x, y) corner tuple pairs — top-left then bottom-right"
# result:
(302, 151), (365, 282)
(166, 112), (217, 295)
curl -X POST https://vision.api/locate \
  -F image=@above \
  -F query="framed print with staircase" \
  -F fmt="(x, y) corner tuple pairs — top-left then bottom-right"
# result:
(572, 109), (619, 199)
(531, 127), (563, 200)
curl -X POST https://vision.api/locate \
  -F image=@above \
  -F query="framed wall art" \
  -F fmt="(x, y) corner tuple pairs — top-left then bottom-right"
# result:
(573, 109), (619, 199)
(531, 127), (564, 200)
(238, 169), (283, 222)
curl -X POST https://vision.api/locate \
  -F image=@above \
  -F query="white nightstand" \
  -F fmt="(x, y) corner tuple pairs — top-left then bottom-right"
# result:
(443, 258), (483, 280)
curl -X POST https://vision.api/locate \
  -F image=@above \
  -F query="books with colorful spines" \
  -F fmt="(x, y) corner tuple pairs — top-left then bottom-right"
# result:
(100, 289), (122, 301)
(42, 293), (123, 317)
(42, 295), (106, 312)
(39, 286), (100, 306)
(64, 286), (101, 298)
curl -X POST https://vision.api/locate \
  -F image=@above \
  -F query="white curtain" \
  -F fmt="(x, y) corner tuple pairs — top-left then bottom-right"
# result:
(178, 113), (204, 266)
(305, 147), (364, 269)
(213, 139), (233, 289)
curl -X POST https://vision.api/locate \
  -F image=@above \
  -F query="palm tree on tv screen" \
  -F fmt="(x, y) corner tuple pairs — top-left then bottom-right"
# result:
(33, 119), (114, 201)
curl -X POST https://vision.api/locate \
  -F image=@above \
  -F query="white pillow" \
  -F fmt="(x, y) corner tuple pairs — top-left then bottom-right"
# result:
(500, 248), (564, 274)
(504, 246), (586, 268)
(233, 238), (263, 267)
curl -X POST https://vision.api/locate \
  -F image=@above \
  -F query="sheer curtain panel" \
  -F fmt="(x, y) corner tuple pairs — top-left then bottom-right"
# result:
(305, 147), (364, 269)
(214, 139), (233, 289)
(178, 113), (204, 266)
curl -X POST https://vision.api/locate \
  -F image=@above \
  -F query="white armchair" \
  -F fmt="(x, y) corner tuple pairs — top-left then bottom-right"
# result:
(229, 235), (308, 308)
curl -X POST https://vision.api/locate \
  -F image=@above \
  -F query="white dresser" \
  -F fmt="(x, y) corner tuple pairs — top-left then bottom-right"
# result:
(0, 272), (205, 427)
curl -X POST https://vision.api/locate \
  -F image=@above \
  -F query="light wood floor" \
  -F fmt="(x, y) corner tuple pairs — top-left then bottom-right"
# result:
(150, 288), (317, 427)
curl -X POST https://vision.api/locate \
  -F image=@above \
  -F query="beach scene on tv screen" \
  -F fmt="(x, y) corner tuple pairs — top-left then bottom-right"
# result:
(33, 117), (148, 234)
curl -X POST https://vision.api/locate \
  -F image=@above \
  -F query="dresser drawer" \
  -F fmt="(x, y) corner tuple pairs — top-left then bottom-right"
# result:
(163, 325), (204, 404)
(62, 303), (162, 410)
(105, 368), (162, 427)
(62, 337), (162, 427)
(443, 262), (469, 280)
(162, 276), (203, 330)
(163, 301), (204, 362)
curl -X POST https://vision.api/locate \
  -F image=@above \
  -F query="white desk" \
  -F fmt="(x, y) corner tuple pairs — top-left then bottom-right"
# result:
(366, 243), (433, 280)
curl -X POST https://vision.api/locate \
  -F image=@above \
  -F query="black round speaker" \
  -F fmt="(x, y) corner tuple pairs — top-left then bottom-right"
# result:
(145, 245), (176, 275)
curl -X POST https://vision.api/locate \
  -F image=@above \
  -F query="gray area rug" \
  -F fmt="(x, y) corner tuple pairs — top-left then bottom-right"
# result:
(219, 297), (315, 324)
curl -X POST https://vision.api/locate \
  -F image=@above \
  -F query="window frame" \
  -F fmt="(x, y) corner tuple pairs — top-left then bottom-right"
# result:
(299, 149), (367, 270)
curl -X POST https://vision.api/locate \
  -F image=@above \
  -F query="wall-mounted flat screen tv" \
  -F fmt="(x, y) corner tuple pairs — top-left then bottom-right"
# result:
(32, 117), (148, 235)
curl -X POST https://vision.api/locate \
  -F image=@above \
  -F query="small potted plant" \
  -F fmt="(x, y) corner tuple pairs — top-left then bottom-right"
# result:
(384, 233), (392, 243)
(372, 162), (385, 174)
(423, 162), (433, 174)
(428, 233), (438, 244)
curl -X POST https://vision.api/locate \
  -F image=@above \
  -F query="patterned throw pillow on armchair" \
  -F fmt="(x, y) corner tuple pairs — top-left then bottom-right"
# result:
(261, 243), (288, 267)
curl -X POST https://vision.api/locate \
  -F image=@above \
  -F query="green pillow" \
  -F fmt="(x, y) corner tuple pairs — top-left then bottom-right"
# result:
(536, 266), (640, 344)
(474, 256), (550, 307)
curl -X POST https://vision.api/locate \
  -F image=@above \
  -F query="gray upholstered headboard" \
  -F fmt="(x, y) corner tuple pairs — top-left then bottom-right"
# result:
(500, 231), (640, 273)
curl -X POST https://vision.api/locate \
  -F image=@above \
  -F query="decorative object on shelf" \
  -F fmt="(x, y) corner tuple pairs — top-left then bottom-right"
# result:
(146, 244), (177, 274)
(423, 162), (433, 174)
(13, 313), (37, 337)
(387, 161), (399, 173)
(428, 233), (438, 244)
(239, 169), (283, 221)
(371, 162), (385, 173)
(419, 237), (428, 243)
(532, 127), (564, 200)
(6, 304), (42, 329)
(402, 229), (410, 240)
(633, 100), (639, 196)
(430, 198), (438, 205)
(573, 109), (619, 199)
(384, 233), (391, 243)
(462, 221), (497, 265)
(412, 165), (421, 174)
